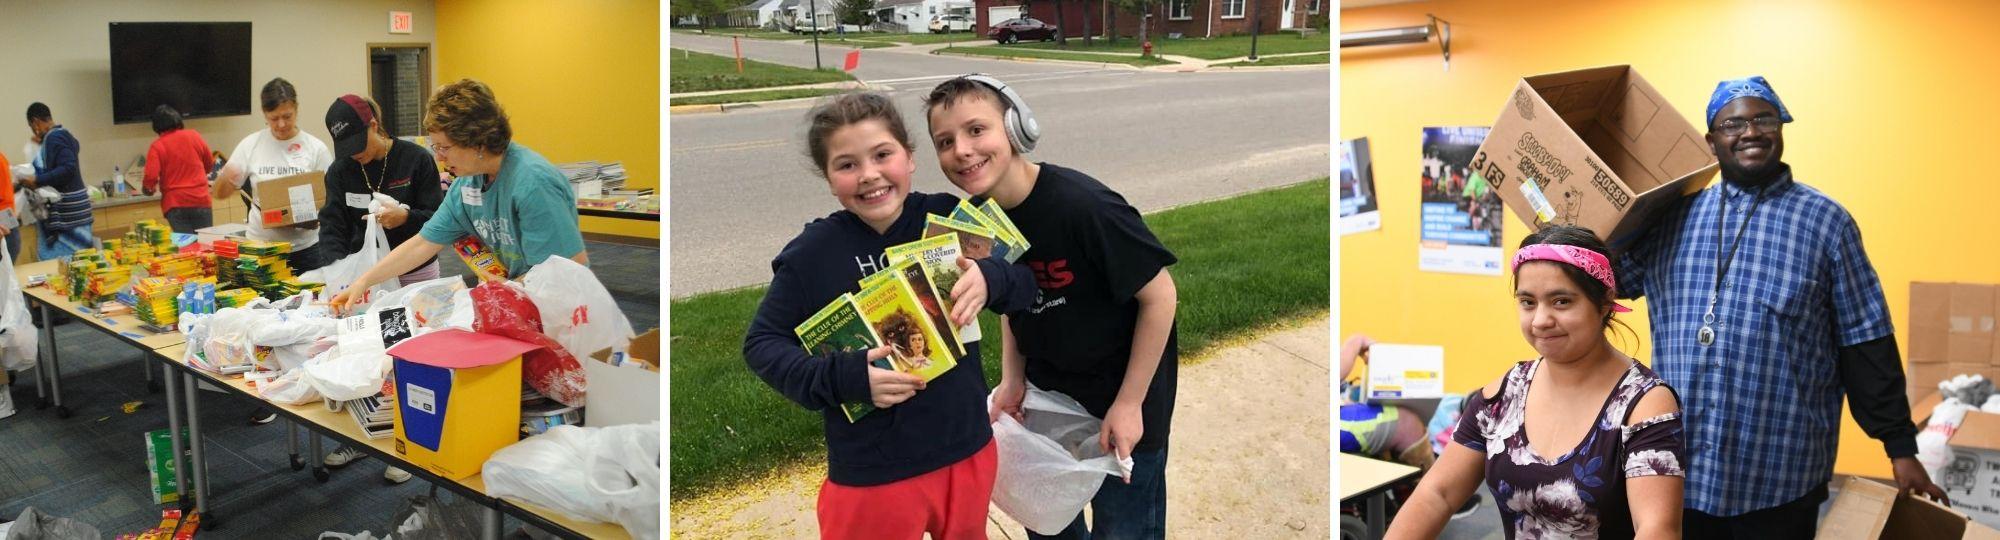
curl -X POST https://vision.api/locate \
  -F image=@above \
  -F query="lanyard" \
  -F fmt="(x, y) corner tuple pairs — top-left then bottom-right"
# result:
(1699, 182), (1767, 346)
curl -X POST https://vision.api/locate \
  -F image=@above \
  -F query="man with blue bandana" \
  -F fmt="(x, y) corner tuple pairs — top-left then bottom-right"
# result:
(1616, 76), (1944, 537)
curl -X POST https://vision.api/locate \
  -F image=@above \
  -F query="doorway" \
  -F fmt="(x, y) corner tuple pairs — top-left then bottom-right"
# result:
(366, 45), (430, 138)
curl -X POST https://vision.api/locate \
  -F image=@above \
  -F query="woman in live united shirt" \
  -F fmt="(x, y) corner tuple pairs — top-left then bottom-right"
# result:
(212, 77), (335, 273)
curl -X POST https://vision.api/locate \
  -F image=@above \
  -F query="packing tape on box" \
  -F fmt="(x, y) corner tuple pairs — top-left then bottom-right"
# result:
(1955, 316), (1975, 333)
(1518, 177), (1556, 224)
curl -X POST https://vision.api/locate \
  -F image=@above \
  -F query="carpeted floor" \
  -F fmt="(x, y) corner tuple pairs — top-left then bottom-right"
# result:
(0, 239), (658, 538)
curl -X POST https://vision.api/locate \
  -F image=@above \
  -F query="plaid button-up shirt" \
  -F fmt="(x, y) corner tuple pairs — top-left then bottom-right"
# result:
(1618, 168), (1894, 516)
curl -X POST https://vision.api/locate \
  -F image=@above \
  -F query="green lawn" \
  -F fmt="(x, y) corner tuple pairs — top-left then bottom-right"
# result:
(1012, 32), (1330, 60)
(673, 28), (803, 41)
(671, 87), (851, 107)
(669, 179), (1330, 500)
(1213, 52), (1330, 67)
(670, 49), (855, 93)
(940, 46), (1177, 67)
(849, 32), (986, 45)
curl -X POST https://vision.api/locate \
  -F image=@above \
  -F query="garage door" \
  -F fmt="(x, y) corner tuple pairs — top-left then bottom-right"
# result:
(987, 5), (1022, 30)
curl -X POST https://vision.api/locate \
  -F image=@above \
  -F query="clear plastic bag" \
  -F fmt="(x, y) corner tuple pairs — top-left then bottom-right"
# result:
(0, 238), (36, 372)
(989, 386), (1126, 535)
(482, 423), (661, 540)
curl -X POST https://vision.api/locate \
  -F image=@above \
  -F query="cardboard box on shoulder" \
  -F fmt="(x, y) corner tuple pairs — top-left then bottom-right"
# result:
(1819, 476), (2000, 539)
(251, 171), (327, 228)
(1473, 65), (1719, 246)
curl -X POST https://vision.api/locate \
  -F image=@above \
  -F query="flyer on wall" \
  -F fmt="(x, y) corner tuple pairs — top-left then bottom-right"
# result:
(1417, 126), (1502, 275)
(1339, 137), (1381, 235)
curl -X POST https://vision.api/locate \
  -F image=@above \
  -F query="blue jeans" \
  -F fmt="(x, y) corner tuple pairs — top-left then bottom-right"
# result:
(38, 226), (94, 260)
(1027, 446), (1169, 540)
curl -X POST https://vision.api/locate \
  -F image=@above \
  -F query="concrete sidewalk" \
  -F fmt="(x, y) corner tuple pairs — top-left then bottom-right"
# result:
(670, 316), (1331, 538)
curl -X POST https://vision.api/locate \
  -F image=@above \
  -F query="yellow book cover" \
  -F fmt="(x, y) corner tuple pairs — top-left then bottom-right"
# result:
(884, 232), (980, 345)
(951, 200), (1026, 262)
(923, 214), (1006, 263)
(854, 259), (959, 380)
(976, 199), (1031, 255)
(794, 293), (882, 422)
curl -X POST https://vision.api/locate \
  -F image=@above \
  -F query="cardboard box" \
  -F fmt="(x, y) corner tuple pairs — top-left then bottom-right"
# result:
(1820, 476), (2000, 539)
(1937, 410), (2000, 529)
(145, 428), (188, 504)
(1907, 283), (2000, 407)
(587, 328), (659, 427)
(1913, 282), (1958, 364)
(387, 329), (534, 480)
(251, 171), (327, 228)
(1473, 65), (1719, 245)
(1364, 343), (1445, 401)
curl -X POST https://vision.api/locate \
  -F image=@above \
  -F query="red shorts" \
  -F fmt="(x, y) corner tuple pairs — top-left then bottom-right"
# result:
(817, 440), (997, 540)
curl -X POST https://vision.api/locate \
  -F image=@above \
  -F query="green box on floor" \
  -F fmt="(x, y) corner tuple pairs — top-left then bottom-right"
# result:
(146, 428), (189, 504)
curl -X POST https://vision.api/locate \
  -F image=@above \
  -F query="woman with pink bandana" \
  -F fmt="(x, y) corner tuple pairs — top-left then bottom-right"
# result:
(1387, 225), (1686, 540)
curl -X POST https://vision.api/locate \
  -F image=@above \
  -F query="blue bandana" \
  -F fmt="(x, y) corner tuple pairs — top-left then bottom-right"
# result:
(1706, 75), (1793, 128)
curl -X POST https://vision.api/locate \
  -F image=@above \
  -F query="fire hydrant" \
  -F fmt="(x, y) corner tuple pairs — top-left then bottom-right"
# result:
(1142, 41), (1154, 57)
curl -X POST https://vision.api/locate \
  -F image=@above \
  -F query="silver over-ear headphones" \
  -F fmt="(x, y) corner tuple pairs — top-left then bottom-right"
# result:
(958, 73), (1039, 154)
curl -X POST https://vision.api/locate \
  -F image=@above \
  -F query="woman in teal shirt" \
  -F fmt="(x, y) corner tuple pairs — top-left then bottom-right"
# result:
(331, 79), (586, 314)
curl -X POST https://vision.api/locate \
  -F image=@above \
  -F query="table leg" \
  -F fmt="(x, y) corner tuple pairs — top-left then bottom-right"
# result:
(143, 350), (158, 392)
(164, 361), (188, 510)
(1367, 492), (1386, 540)
(39, 303), (64, 418)
(481, 505), (502, 540)
(288, 421), (304, 470)
(31, 318), (45, 404)
(311, 434), (328, 482)
(183, 372), (208, 514)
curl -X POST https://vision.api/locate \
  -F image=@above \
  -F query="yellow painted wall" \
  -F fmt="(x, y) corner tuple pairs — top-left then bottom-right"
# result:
(435, 0), (661, 240)
(1342, 0), (2000, 481)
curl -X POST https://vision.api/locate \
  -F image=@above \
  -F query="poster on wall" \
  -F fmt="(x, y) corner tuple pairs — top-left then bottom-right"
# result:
(1339, 137), (1381, 235)
(1418, 126), (1503, 275)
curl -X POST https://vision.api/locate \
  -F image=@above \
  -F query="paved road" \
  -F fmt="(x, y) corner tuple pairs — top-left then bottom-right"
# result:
(670, 37), (1329, 297)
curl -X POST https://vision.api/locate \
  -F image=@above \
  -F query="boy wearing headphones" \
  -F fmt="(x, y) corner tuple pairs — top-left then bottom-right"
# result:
(925, 75), (1181, 539)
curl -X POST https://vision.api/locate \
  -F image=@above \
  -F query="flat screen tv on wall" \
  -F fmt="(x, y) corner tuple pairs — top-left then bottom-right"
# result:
(109, 22), (252, 124)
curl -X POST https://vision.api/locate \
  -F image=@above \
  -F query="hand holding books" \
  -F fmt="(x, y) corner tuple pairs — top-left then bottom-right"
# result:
(948, 256), (984, 327)
(867, 345), (928, 408)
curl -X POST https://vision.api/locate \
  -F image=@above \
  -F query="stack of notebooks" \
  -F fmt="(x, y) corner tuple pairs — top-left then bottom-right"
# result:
(144, 253), (207, 281)
(131, 277), (185, 330)
(213, 240), (241, 288)
(233, 241), (294, 299)
(343, 395), (395, 439)
(215, 287), (260, 308)
(795, 200), (1029, 423)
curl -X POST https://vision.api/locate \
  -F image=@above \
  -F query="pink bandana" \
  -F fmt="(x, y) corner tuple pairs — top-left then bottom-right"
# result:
(1511, 244), (1633, 313)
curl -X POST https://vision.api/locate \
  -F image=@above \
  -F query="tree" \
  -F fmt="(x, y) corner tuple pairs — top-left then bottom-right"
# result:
(1053, 0), (1068, 47)
(674, 0), (737, 32)
(1105, 0), (1150, 52)
(836, 0), (876, 29)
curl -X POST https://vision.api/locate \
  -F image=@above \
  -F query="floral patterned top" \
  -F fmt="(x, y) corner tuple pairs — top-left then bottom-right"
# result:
(1453, 359), (1685, 540)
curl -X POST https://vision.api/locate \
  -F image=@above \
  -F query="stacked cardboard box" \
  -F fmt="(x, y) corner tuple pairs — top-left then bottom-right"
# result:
(1905, 282), (2000, 408)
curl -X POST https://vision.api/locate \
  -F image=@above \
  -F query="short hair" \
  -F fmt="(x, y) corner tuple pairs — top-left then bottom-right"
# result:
(151, 105), (184, 134)
(424, 79), (512, 155)
(922, 77), (1007, 121)
(25, 102), (50, 122)
(804, 92), (914, 177)
(260, 78), (299, 112)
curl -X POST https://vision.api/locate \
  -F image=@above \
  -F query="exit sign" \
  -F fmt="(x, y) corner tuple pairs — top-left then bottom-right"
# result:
(390, 11), (413, 34)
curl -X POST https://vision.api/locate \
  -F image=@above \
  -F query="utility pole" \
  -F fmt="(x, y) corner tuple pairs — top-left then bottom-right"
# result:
(811, 0), (824, 69)
(1247, 0), (1259, 61)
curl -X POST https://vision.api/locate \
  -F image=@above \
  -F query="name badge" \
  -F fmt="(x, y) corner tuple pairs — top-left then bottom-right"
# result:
(346, 192), (372, 209)
(462, 186), (483, 206)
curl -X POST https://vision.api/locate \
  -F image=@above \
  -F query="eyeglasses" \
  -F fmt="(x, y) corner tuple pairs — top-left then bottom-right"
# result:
(429, 141), (454, 155)
(1715, 116), (1783, 136)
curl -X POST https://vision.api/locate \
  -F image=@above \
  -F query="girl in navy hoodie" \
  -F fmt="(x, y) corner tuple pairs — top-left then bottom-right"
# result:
(742, 92), (1036, 539)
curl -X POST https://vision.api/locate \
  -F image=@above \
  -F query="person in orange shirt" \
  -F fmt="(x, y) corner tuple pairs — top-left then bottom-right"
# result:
(0, 149), (17, 261)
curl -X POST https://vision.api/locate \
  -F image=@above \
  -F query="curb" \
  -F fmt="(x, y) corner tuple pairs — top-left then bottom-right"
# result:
(669, 83), (895, 115)
(929, 48), (1149, 70)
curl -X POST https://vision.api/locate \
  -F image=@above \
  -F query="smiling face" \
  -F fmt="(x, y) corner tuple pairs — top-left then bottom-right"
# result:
(1706, 97), (1786, 185)
(822, 118), (915, 233)
(1515, 261), (1612, 364)
(928, 94), (1017, 198)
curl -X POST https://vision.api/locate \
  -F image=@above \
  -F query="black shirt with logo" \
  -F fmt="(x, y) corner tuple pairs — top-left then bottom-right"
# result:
(1002, 163), (1180, 452)
(319, 138), (444, 267)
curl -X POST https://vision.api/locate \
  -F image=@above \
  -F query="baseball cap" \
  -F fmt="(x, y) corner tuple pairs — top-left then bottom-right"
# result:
(326, 94), (377, 159)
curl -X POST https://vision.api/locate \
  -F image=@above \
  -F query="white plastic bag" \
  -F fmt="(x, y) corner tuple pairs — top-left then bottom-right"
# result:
(367, 276), (465, 332)
(304, 214), (398, 302)
(260, 365), (321, 405)
(990, 386), (1126, 535)
(483, 423), (662, 540)
(0, 238), (37, 372)
(200, 305), (279, 373)
(300, 314), (394, 401)
(521, 255), (635, 360)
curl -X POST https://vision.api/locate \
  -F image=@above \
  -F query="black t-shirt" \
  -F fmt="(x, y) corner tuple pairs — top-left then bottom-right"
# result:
(1002, 162), (1180, 452)
(318, 138), (444, 266)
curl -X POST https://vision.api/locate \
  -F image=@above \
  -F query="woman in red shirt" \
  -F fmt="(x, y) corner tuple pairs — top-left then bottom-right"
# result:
(142, 105), (215, 233)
